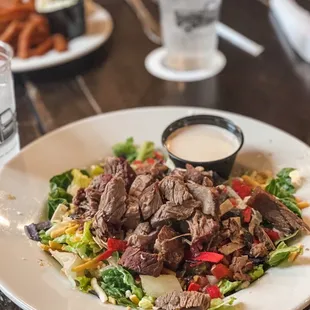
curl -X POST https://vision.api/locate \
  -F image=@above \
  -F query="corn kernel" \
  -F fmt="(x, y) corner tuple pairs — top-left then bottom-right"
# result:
(129, 295), (140, 305)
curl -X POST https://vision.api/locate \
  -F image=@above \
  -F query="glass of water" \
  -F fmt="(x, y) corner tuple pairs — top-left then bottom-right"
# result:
(0, 42), (20, 166)
(159, 0), (222, 71)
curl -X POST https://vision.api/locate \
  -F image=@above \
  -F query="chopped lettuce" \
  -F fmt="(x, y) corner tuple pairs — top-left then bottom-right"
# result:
(218, 279), (241, 296)
(248, 265), (264, 281)
(209, 297), (236, 310)
(265, 167), (301, 217)
(71, 169), (91, 189)
(101, 266), (143, 307)
(39, 230), (52, 245)
(53, 221), (100, 259)
(89, 165), (104, 177)
(268, 241), (303, 267)
(136, 141), (155, 162)
(113, 137), (137, 162)
(275, 230), (300, 246)
(138, 296), (155, 309)
(76, 276), (92, 293)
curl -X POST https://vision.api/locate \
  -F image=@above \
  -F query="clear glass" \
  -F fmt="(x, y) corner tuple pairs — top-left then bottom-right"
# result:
(0, 42), (20, 166)
(159, 0), (222, 70)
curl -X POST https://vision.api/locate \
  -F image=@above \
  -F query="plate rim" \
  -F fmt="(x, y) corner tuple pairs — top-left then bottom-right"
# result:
(11, 3), (114, 73)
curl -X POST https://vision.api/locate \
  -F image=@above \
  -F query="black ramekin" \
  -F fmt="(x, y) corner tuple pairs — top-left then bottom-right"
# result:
(162, 115), (244, 179)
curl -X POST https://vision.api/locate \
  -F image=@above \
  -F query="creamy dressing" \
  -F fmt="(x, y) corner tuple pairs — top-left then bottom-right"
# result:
(166, 124), (240, 162)
(35, 0), (78, 13)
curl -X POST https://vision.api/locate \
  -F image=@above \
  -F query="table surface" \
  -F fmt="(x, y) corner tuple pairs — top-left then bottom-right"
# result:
(2, 0), (310, 309)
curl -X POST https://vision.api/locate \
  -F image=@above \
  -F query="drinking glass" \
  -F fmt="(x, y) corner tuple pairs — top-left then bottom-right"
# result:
(159, 0), (222, 70)
(0, 42), (20, 166)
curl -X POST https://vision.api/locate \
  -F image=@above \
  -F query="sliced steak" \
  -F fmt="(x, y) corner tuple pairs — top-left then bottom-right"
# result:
(104, 157), (136, 191)
(92, 213), (111, 242)
(187, 182), (216, 216)
(154, 225), (184, 270)
(98, 176), (127, 225)
(222, 217), (243, 243)
(185, 164), (213, 187)
(248, 187), (310, 234)
(89, 173), (113, 193)
(73, 188), (86, 206)
(155, 291), (210, 310)
(135, 162), (168, 179)
(129, 174), (154, 198)
(151, 200), (201, 227)
(250, 243), (269, 258)
(248, 209), (262, 235)
(230, 255), (253, 282)
(159, 176), (192, 204)
(254, 226), (275, 251)
(123, 196), (141, 230)
(187, 210), (219, 246)
(127, 222), (158, 249)
(140, 182), (163, 220)
(119, 246), (163, 277)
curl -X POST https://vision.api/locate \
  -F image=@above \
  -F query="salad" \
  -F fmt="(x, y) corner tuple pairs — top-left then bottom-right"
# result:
(25, 138), (310, 310)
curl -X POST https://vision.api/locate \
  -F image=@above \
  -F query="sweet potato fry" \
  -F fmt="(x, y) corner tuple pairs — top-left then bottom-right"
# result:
(29, 37), (53, 57)
(0, 6), (34, 24)
(53, 34), (68, 52)
(0, 20), (23, 43)
(17, 20), (37, 59)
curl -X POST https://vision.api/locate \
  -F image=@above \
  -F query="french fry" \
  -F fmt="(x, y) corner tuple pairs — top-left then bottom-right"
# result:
(17, 20), (37, 58)
(29, 36), (53, 57)
(53, 34), (68, 52)
(0, 20), (23, 43)
(0, 6), (34, 24)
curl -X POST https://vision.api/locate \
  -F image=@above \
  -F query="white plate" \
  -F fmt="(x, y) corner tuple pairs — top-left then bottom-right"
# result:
(0, 106), (310, 310)
(11, 4), (113, 72)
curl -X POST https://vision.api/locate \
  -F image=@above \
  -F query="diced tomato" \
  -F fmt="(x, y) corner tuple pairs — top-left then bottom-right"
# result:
(154, 151), (164, 160)
(187, 282), (201, 292)
(146, 158), (156, 164)
(211, 263), (232, 280)
(205, 285), (222, 299)
(193, 252), (224, 263)
(229, 198), (237, 206)
(232, 179), (252, 199)
(96, 249), (114, 262)
(132, 160), (143, 165)
(107, 238), (127, 252)
(243, 206), (252, 223)
(264, 228), (280, 242)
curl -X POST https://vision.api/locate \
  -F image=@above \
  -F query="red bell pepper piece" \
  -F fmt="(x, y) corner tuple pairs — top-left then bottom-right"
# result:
(146, 158), (156, 165)
(193, 252), (224, 263)
(154, 151), (164, 160)
(264, 228), (280, 242)
(211, 263), (232, 280)
(243, 207), (252, 223)
(132, 160), (143, 165)
(187, 282), (201, 292)
(229, 198), (237, 206)
(205, 285), (222, 299)
(107, 238), (127, 252)
(96, 249), (115, 262)
(232, 179), (252, 199)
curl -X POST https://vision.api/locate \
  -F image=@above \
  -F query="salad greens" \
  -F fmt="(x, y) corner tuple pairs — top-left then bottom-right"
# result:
(209, 297), (236, 310)
(218, 280), (241, 296)
(76, 276), (92, 293)
(268, 241), (303, 267)
(50, 170), (73, 191)
(112, 137), (155, 163)
(248, 265), (264, 281)
(101, 266), (144, 307)
(265, 168), (301, 217)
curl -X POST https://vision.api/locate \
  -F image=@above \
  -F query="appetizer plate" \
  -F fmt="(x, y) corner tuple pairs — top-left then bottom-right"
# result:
(11, 3), (113, 72)
(0, 107), (310, 310)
